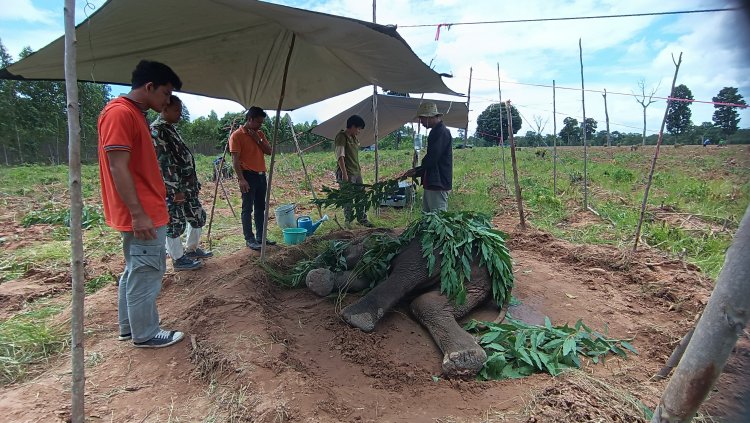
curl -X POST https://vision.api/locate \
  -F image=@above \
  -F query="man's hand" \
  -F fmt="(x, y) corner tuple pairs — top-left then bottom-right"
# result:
(401, 168), (416, 179)
(238, 177), (250, 193)
(131, 211), (157, 240)
(173, 192), (186, 204)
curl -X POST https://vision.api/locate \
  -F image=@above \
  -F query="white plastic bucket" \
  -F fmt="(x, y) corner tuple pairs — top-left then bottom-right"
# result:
(274, 204), (296, 229)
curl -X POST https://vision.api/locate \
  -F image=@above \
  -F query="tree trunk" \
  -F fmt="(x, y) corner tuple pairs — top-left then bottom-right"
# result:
(14, 122), (23, 163)
(642, 106), (647, 146)
(652, 204), (750, 422)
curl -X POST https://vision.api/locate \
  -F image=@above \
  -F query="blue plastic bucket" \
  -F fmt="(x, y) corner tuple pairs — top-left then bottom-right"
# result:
(274, 204), (296, 229)
(282, 228), (307, 245)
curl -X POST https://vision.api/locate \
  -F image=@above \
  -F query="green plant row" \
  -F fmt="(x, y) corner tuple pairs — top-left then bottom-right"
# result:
(21, 204), (105, 229)
(465, 317), (637, 380)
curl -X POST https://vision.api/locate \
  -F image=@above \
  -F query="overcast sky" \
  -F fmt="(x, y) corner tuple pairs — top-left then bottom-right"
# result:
(1, 0), (748, 138)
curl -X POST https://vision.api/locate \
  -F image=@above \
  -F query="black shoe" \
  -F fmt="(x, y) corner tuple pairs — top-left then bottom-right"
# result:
(259, 239), (277, 246)
(358, 220), (375, 228)
(185, 248), (213, 259)
(247, 240), (261, 251)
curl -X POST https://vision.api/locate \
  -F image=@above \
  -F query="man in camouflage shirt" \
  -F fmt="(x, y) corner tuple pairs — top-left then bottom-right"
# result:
(151, 95), (212, 270)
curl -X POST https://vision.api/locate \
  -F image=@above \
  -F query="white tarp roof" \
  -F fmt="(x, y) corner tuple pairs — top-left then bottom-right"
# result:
(311, 94), (468, 146)
(0, 0), (459, 110)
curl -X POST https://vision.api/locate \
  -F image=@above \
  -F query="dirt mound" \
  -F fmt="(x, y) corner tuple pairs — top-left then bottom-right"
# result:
(1, 226), (744, 422)
(0, 268), (71, 319)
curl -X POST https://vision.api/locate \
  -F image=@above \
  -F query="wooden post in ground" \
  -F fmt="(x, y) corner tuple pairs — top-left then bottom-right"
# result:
(603, 88), (611, 147)
(260, 34), (296, 261)
(496, 63), (507, 191)
(579, 38), (589, 210)
(464, 67), (472, 145)
(634, 53), (683, 252)
(206, 118), (241, 250)
(506, 100), (526, 230)
(64, 1), (85, 421)
(552, 79), (558, 196)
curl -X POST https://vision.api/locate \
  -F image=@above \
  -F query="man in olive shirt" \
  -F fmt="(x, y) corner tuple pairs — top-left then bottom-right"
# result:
(335, 115), (373, 227)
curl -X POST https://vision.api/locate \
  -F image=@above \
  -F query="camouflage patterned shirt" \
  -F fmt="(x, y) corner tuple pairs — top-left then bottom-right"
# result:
(151, 116), (201, 198)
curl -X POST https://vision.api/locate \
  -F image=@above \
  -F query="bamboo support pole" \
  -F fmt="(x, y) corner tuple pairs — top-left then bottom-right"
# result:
(64, 1), (85, 421)
(287, 115), (323, 219)
(260, 33), (296, 261)
(496, 63), (508, 192)
(552, 79), (558, 196)
(579, 38), (589, 210)
(506, 100), (526, 230)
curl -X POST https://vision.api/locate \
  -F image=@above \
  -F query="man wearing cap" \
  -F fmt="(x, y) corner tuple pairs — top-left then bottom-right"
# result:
(403, 102), (453, 212)
(229, 106), (277, 251)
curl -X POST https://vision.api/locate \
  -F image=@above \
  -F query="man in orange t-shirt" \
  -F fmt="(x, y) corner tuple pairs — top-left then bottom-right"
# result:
(229, 106), (276, 251)
(98, 60), (184, 349)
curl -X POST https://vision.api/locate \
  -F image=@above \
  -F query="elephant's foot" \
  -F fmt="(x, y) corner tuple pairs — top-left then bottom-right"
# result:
(306, 268), (335, 297)
(341, 300), (383, 332)
(441, 345), (487, 378)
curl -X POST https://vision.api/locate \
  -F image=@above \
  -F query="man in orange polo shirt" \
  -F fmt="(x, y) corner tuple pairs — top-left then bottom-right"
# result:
(229, 106), (277, 251)
(98, 60), (184, 348)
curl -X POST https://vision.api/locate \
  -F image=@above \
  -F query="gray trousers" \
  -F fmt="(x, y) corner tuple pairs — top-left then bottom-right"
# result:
(118, 226), (166, 343)
(422, 189), (449, 212)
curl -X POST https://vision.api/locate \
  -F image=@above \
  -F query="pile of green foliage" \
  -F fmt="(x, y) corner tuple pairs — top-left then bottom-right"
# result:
(465, 317), (637, 380)
(276, 211), (514, 307)
(312, 178), (401, 213)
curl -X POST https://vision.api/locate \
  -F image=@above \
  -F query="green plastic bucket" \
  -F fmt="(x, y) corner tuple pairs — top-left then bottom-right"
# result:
(282, 227), (307, 245)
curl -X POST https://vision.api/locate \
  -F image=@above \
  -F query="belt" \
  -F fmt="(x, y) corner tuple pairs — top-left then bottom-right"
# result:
(245, 169), (266, 176)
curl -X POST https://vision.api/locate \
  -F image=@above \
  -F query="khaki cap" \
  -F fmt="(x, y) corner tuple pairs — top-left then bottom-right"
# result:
(416, 102), (442, 117)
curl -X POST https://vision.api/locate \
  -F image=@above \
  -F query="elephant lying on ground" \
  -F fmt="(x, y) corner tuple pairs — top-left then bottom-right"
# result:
(306, 237), (495, 378)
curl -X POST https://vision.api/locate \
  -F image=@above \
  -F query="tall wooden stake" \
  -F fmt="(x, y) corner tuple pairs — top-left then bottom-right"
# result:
(552, 79), (558, 196)
(260, 33), (296, 261)
(64, 1), (85, 421)
(633, 53), (683, 252)
(603, 88), (611, 147)
(287, 114), (322, 219)
(497, 63), (507, 191)
(506, 100), (526, 230)
(464, 67), (472, 144)
(372, 0), (379, 185)
(579, 38), (589, 210)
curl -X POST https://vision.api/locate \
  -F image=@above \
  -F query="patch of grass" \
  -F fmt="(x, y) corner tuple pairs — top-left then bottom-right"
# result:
(85, 273), (116, 294)
(0, 303), (68, 385)
(22, 204), (105, 229)
(0, 240), (71, 283)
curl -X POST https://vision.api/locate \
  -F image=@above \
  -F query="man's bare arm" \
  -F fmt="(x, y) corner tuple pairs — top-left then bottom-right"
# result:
(107, 150), (156, 240)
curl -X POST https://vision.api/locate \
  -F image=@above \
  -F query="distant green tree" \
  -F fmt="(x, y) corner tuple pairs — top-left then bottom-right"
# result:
(475, 103), (521, 145)
(666, 84), (694, 142)
(712, 87), (747, 136)
(583, 117), (597, 141)
(559, 117), (581, 145)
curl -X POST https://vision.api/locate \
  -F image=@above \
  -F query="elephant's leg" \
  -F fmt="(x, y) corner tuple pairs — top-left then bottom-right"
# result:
(344, 241), (366, 269)
(306, 269), (370, 297)
(409, 264), (492, 378)
(341, 238), (438, 332)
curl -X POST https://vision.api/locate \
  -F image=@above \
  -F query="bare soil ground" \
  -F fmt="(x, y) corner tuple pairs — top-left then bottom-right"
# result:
(1, 218), (747, 422)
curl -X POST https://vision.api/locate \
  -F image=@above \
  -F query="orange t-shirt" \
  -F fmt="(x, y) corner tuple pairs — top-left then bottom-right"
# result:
(98, 97), (169, 232)
(229, 127), (268, 172)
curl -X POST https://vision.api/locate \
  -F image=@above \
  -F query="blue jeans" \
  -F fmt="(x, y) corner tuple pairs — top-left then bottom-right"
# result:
(241, 171), (267, 242)
(118, 226), (166, 343)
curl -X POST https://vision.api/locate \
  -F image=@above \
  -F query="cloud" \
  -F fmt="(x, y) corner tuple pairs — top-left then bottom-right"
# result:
(0, 0), (56, 24)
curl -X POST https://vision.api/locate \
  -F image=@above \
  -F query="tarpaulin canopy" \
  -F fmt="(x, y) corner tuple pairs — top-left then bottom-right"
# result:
(311, 94), (468, 146)
(0, 0), (459, 110)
